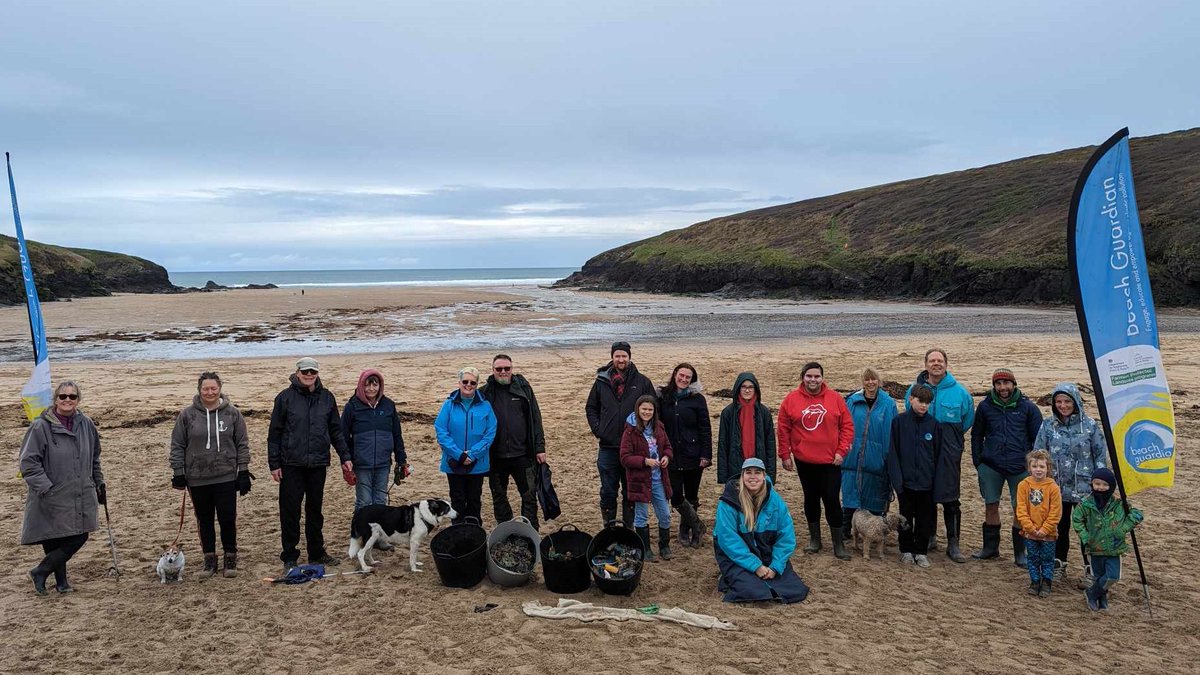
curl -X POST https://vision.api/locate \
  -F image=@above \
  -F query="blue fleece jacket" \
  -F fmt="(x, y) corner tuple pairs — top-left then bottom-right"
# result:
(713, 477), (796, 575)
(435, 390), (496, 475)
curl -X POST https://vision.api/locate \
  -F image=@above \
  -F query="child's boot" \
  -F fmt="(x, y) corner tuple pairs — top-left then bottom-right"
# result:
(1039, 579), (1052, 597)
(1027, 579), (1041, 595)
(636, 527), (657, 563)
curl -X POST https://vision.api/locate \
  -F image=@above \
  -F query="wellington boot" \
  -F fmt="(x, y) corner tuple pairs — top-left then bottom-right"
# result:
(1012, 527), (1027, 568)
(601, 507), (617, 527)
(803, 522), (822, 554)
(972, 524), (1001, 560)
(830, 527), (851, 561)
(658, 528), (673, 560)
(636, 527), (657, 562)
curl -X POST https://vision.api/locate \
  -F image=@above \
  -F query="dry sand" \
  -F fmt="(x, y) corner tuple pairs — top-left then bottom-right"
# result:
(1, 287), (1198, 673)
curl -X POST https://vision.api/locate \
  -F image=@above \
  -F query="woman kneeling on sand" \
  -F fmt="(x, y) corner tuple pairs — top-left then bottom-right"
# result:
(713, 458), (809, 603)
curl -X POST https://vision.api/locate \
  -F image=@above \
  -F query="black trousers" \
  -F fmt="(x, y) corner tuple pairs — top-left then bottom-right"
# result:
(1056, 500), (1076, 562)
(191, 480), (238, 554)
(448, 473), (486, 524)
(38, 533), (89, 584)
(795, 461), (843, 529)
(489, 458), (538, 527)
(669, 468), (704, 509)
(279, 465), (327, 563)
(898, 489), (936, 555)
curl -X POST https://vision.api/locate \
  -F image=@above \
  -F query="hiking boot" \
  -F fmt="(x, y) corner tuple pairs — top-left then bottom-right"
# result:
(830, 527), (851, 561)
(1039, 579), (1053, 597)
(310, 553), (340, 566)
(635, 527), (657, 563)
(283, 559), (299, 574)
(1011, 527), (1027, 568)
(222, 551), (239, 578)
(198, 552), (219, 579)
(658, 527), (673, 561)
(900, 552), (915, 565)
(1085, 588), (1101, 612)
(1028, 580), (1041, 596)
(804, 522), (822, 554)
(914, 554), (931, 569)
(972, 524), (1001, 560)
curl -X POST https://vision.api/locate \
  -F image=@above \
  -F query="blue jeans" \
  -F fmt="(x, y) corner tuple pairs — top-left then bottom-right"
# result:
(633, 479), (671, 528)
(1088, 555), (1122, 605)
(977, 463), (1027, 509)
(354, 465), (391, 512)
(597, 448), (628, 512)
(1025, 538), (1055, 582)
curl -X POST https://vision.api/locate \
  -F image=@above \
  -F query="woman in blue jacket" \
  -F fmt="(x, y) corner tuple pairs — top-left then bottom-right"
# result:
(841, 368), (897, 533)
(713, 458), (808, 603)
(341, 369), (408, 512)
(435, 367), (496, 524)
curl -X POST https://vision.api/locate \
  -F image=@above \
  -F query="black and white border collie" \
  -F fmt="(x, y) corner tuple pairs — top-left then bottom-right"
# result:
(347, 499), (456, 573)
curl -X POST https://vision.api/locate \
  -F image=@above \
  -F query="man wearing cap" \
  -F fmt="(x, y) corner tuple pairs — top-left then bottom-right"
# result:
(586, 341), (654, 527)
(905, 348), (975, 563)
(970, 367), (1043, 566)
(268, 357), (351, 571)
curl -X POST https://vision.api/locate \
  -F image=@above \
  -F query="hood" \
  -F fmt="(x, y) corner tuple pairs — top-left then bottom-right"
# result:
(1050, 381), (1086, 424)
(191, 394), (230, 412)
(719, 474), (775, 507)
(289, 373), (324, 393)
(595, 360), (639, 382)
(355, 369), (385, 406)
(732, 372), (761, 404)
(916, 369), (959, 391)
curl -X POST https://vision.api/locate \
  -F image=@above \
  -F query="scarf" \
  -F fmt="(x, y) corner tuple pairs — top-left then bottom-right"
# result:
(54, 410), (75, 432)
(1093, 486), (1113, 511)
(611, 369), (626, 399)
(738, 396), (757, 459)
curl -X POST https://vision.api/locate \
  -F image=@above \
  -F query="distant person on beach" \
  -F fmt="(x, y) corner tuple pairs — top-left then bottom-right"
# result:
(1032, 382), (1107, 583)
(435, 366), (496, 524)
(169, 371), (252, 578)
(717, 372), (776, 486)
(657, 363), (710, 548)
(970, 367), (1043, 567)
(777, 361), (855, 561)
(620, 395), (674, 561)
(586, 341), (654, 527)
(267, 357), (349, 571)
(341, 369), (408, 516)
(713, 458), (808, 603)
(841, 367), (898, 539)
(20, 380), (105, 595)
(1015, 450), (1062, 597)
(479, 354), (545, 528)
(886, 385), (940, 568)
(905, 348), (974, 563)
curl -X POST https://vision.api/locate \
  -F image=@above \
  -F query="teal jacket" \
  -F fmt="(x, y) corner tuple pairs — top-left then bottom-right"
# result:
(435, 390), (496, 475)
(905, 370), (975, 431)
(714, 477), (795, 575)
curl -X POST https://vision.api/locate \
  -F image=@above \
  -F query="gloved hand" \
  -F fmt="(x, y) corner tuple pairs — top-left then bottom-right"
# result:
(394, 464), (410, 485)
(342, 463), (357, 486)
(172, 475), (187, 490)
(96, 483), (107, 505)
(237, 470), (255, 496)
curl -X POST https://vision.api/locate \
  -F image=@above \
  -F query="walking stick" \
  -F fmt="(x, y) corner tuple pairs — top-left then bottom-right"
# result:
(103, 500), (121, 577)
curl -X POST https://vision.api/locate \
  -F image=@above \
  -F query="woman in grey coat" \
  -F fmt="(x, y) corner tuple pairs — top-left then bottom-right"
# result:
(20, 380), (105, 595)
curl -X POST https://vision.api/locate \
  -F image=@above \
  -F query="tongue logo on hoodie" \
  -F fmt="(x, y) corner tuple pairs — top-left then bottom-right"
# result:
(800, 404), (828, 431)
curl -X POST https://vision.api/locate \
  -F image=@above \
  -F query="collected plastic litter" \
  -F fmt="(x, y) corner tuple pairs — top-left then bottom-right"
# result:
(590, 542), (642, 579)
(490, 534), (536, 575)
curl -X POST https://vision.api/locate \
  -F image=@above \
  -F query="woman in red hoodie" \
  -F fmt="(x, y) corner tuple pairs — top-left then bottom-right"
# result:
(778, 362), (855, 560)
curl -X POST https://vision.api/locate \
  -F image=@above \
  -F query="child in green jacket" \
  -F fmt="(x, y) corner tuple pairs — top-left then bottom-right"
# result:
(1072, 467), (1143, 611)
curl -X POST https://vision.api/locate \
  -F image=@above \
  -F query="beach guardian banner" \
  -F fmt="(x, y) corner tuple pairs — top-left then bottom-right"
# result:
(5, 153), (52, 421)
(1067, 129), (1175, 495)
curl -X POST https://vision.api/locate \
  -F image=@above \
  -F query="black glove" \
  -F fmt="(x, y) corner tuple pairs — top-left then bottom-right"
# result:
(96, 483), (107, 505)
(172, 475), (187, 490)
(237, 470), (255, 496)
(394, 464), (410, 484)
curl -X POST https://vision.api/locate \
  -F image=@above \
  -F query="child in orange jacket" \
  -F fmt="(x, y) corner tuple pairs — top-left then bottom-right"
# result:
(1016, 449), (1062, 597)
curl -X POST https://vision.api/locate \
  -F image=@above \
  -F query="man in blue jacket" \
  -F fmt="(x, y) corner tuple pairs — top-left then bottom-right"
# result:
(905, 348), (974, 563)
(970, 367), (1043, 566)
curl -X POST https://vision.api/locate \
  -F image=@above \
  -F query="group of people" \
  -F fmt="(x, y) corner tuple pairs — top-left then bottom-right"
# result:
(17, 344), (1145, 611)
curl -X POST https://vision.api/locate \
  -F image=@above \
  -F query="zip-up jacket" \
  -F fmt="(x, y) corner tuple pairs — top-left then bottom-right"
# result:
(972, 389), (1043, 476)
(479, 373), (546, 461)
(1033, 382), (1107, 503)
(170, 394), (251, 486)
(886, 411), (941, 494)
(435, 390), (496, 475)
(267, 374), (348, 470)
(585, 361), (654, 449)
(658, 382), (711, 471)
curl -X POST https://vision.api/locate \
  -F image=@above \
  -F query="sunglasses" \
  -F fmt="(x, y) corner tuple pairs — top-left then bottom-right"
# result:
(58, 393), (79, 401)
(493, 366), (512, 373)
(300, 369), (319, 375)
(461, 379), (478, 386)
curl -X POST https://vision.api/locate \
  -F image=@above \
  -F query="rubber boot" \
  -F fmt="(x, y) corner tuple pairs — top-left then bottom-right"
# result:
(621, 501), (635, 529)
(687, 501), (707, 549)
(198, 552), (219, 579)
(830, 527), (851, 561)
(676, 501), (698, 548)
(678, 520), (692, 548)
(972, 524), (1001, 560)
(945, 508), (967, 563)
(1039, 579), (1053, 598)
(601, 507), (617, 527)
(658, 528), (673, 561)
(222, 551), (239, 578)
(1012, 527), (1027, 568)
(29, 558), (56, 596)
(804, 521), (822, 554)
(842, 508), (856, 544)
(636, 527), (657, 562)
(54, 563), (74, 593)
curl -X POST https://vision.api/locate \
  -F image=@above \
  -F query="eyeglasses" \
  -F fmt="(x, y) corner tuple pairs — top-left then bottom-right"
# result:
(493, 366), (512, 373)
(461, 380), (478, 386)
(300, 369), (319, 375)
(57, 393), (79, 400)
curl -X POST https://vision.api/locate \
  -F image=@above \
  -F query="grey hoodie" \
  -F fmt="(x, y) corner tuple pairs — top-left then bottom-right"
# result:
(170, 394), (251, 487)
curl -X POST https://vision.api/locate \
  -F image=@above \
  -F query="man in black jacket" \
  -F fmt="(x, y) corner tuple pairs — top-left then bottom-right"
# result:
(480, 354), (546, 528)
(585, 342), (654, 527)
(268, 357), (350, 571)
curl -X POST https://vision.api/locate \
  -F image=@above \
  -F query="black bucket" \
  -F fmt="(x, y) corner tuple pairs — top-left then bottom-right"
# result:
(540, 523), (593, 594)
(430, 517), (487, 588)
(586, 522), (644, 596)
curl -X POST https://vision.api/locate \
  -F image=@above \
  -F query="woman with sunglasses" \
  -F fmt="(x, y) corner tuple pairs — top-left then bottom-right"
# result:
(20, 381), (106, 595)
(435, 366), (496, 524)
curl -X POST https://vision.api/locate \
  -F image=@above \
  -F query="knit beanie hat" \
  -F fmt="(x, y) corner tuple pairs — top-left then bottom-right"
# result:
(611, 341), (632, 357)
(992, 367), (1016, 384)
(1091, 467), (1117, 487)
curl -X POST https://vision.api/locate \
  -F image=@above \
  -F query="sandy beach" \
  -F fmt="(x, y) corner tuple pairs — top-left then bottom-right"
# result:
(2, 286), (1198, 673)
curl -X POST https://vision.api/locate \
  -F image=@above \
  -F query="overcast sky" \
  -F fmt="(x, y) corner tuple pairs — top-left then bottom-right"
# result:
(3, 1), (1196, 272)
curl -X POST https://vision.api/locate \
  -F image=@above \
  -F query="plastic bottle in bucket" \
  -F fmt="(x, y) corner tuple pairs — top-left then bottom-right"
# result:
(587, 521), (645, 596)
